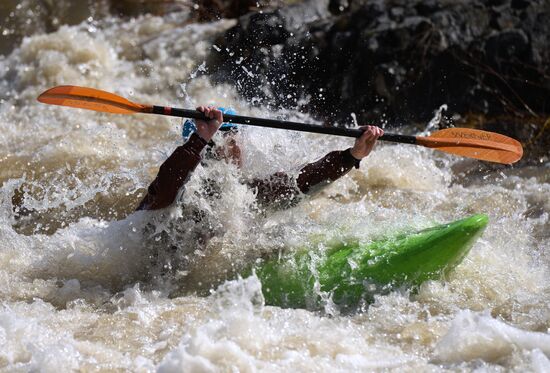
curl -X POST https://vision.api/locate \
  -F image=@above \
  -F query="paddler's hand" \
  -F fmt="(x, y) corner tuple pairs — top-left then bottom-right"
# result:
(350, 125), (384, 159)
(195, 106), (223, 142)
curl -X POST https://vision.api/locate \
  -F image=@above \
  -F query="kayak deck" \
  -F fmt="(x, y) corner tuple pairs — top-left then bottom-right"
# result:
(253, 214), (489, 309)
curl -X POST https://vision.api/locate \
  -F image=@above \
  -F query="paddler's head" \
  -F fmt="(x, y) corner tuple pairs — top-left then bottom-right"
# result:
(182, 107), (242, 167)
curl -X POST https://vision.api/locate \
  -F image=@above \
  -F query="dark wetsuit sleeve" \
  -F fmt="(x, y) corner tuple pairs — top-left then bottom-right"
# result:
(296, 148), (360, 194)
(248, 148), (360, 207)
(136, 133), (207, 211)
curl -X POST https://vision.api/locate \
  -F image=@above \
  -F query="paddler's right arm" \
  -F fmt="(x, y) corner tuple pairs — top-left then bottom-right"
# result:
(136, 106), (223, 211)
(136, 133), (207, 211)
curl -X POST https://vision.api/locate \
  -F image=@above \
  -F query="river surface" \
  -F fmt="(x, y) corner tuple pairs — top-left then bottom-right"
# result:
(0, 5), (549, 372)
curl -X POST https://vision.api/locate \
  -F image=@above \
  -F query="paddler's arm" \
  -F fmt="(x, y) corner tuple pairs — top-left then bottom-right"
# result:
(136, 106), (223, 211)
(249, 125), (384, 207)
(297, 125), (384, 193)
(136, 133), (207, 211)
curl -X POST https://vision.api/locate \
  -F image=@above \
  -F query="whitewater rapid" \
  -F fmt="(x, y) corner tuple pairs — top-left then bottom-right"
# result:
(0, 10), (549, 372)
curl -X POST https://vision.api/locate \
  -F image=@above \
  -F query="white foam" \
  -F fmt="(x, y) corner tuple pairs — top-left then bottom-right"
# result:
(158, 276), (417, 371)
(0, 7), (548, 372)
(433, 310), (550, 363)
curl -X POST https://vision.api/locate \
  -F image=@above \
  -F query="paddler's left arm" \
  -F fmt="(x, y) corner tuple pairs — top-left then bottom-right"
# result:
(249, 125), (384, 207)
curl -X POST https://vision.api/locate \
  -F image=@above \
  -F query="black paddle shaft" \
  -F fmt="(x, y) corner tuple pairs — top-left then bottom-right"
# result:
(151, 106), (417, 144)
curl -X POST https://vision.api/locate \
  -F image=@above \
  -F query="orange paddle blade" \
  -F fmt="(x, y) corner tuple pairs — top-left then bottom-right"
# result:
(37, 86), (524, 164)
(37, 85), (151, 114)
(417, 128), (523, 164)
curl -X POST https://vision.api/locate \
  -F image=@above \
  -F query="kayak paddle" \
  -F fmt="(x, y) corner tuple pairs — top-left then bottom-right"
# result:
(37, 85), (523, 164)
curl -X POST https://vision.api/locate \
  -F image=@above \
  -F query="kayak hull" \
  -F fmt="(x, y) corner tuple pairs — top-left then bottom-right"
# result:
(253, 214), (489, 309)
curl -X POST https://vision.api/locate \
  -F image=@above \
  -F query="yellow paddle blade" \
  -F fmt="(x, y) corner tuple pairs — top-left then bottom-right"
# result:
(37, 85), (150, 114)
(417, 128), (523, 164)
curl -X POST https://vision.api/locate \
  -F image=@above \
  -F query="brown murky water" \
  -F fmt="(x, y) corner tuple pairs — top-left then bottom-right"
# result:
(0, 3), (549, 371)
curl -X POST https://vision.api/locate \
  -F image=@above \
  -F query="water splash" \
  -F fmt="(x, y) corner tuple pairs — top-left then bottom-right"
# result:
(0, 6), (548, 372)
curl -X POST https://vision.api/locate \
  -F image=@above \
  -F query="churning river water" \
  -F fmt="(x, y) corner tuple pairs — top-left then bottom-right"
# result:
(0, 7), (549, 372)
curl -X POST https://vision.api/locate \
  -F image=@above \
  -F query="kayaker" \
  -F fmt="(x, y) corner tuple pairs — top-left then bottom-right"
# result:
(136, 106), (384, 211)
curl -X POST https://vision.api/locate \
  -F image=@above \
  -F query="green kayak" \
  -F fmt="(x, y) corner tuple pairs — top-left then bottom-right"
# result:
(251, 214), (488, 309)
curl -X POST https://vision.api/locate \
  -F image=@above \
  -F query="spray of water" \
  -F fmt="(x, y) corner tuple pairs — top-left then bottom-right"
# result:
(0, 7), (548, 371)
